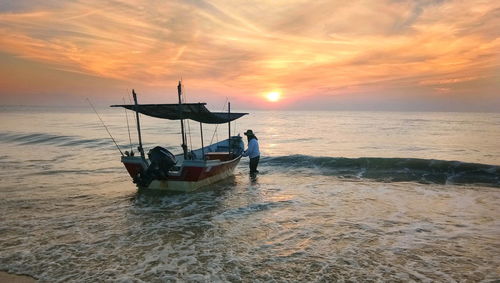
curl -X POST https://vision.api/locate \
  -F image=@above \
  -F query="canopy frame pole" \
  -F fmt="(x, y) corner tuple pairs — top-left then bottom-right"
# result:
(132, 90), (145, 159)
(178, 81), (188, 160)
(228, 102), (231, 156)
(200, 122), (205, 161)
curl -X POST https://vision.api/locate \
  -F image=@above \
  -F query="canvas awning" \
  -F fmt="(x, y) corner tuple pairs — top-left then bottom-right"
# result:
(111, 103), (247, 124)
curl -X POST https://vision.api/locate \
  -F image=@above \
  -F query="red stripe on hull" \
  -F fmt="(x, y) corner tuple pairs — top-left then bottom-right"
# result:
(121, 156), (241, 183)
(169, 156), (241, 182)
(124, 163), (142, 178)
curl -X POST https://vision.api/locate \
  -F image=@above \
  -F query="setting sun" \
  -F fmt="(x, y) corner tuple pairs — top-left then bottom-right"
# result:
(266, 91), (281, 102)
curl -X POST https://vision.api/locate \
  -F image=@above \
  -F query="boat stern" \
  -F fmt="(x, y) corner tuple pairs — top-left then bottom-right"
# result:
(121, 155), (148, 179)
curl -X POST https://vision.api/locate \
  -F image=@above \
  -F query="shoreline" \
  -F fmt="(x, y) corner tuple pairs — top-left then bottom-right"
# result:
(0, 271), (36, 283)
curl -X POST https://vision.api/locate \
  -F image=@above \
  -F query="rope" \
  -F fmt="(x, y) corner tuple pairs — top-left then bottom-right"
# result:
(182, 84), (193, 152)
(209, 97), (229, 145)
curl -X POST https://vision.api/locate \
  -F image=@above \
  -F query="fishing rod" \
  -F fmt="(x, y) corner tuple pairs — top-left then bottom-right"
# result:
(87, 98), (124, 156)
(181, 83), (194, 153)
(128, 95), (137, 145)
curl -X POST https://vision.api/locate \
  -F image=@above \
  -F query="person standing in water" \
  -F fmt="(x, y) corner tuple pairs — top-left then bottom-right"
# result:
(242, 129), (260, 174)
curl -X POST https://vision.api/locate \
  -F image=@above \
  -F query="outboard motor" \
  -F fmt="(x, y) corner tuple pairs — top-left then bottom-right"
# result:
(136, 146), (176, 187)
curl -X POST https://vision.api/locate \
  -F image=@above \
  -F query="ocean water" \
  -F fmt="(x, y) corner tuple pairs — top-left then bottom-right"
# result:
(0, 106), (499, 282)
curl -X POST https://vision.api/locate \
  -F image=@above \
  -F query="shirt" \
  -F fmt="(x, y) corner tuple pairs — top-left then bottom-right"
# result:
(243, 138), (260, 158)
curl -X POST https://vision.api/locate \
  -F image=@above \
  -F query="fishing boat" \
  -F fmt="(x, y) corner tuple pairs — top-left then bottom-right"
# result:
(111, 81), (248, 192)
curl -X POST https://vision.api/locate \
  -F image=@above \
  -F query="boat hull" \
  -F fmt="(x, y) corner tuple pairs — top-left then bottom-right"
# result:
(147, 156), (241, 192)
(121, 137), (244, 192)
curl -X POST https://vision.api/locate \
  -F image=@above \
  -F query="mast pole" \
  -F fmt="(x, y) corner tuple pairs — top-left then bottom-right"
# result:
(228, 102), (231, 155)
(178, 81), (188, 159)
(132, 89), (145, 159)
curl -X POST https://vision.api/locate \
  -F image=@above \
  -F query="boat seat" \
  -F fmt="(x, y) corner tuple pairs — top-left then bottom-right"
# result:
(205, 152), (232, 161)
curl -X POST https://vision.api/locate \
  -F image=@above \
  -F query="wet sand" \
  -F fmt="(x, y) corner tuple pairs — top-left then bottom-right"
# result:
(0, 271), (36, 283)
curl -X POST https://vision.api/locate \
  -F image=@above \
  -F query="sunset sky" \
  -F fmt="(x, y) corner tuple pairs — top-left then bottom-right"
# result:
(0, 0), (499, 111)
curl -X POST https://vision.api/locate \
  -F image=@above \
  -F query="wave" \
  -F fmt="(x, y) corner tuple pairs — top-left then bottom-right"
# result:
(0, 132), (118, 149)
(0, 131), (173, 154)
(262, 155), (499, 187)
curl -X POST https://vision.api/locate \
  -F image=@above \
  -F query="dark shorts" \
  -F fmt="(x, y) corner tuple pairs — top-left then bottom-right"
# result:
(249, 156), (260, 173)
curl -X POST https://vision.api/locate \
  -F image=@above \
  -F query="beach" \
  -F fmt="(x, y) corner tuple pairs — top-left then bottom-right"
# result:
(0, 271), (35, 283)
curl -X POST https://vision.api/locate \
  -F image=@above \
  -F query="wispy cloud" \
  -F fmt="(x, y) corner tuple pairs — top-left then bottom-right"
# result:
(0, 0), (498, 107)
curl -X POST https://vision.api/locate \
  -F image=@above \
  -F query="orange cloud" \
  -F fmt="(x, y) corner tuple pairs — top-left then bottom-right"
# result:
(0, 0), (499, 108)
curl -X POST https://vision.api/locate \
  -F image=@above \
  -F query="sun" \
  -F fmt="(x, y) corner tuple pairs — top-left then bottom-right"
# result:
(266, 91), (281, 102)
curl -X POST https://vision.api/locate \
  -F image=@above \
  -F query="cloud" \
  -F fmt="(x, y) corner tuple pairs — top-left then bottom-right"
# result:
(0, 0), (499, 109)
(419, 76), (481, 86)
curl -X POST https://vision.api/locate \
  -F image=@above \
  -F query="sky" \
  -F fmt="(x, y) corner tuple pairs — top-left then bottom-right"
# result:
(0, 0), (499, 111)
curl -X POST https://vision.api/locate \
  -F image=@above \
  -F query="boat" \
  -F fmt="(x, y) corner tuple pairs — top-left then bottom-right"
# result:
(111, 81), (248, 192)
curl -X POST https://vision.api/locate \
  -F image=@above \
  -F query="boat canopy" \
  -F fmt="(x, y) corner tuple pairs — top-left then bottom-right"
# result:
(111, 103), (248, 124)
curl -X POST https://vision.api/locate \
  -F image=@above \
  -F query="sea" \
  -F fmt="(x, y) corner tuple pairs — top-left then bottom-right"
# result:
(0, 106), (499, 282)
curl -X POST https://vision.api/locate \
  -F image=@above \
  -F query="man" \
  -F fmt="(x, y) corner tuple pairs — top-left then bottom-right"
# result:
(242, 129), (260, 174)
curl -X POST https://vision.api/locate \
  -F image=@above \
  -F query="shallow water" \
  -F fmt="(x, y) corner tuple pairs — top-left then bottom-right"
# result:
(0, 107), (499, 281)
